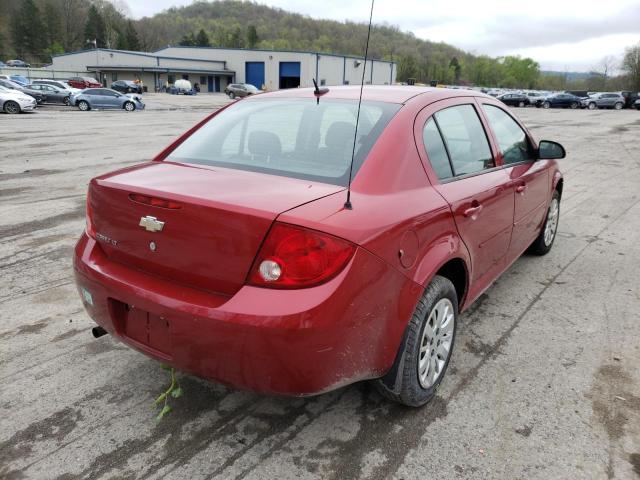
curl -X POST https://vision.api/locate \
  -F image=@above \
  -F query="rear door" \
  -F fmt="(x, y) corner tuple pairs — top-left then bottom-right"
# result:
(479, 102), (549, 259)
(415, 98), (514, 286)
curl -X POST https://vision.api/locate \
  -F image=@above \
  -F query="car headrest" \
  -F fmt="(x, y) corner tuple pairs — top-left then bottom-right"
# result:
(325, 122), (355, 150)
(248, 131), (282, 158)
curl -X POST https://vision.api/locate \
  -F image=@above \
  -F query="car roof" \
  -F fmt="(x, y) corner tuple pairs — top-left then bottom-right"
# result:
(256, 85), (486, 104)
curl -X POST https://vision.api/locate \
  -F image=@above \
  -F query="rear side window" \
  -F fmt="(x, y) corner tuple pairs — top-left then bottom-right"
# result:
(167, 98), (400, 186)
(434, 105), (494, 176)
(482, 105), (534, 165)
(423, 119), (453, 180)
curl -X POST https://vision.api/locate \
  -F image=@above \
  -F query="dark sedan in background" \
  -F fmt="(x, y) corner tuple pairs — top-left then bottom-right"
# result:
(535, 93), (582, 109)
(111, 80), (143, 94)
(497, 93), (530, 107)
(27, 83), (71, 105)
(0, 79), (45, 104)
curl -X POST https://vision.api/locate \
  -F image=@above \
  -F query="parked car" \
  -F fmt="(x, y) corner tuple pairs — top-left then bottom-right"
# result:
(67, 76), (102, 89)
(111, 80), (143, 94)
(0, 79), (45, 104)
(635, 99), (640, 110)
(71, 88), (145, 111)
(169, 79), (195, 95)
(0, 85), (37, 113)
(0, 61), (6, 67)
(5, 59), (30, 68)
(9, 75), (29, 86)
(224, 83), (260, 99)
(619, 91), (639, 109)
(27, 83), (71, 105)
(497, 93), (530, 107)
(580, 93), (626, 110)
(535, 93), (581, 109)
(565, 90), (589, 99)
(524, 91), (548, 104)
(32, 79), (81, 94)
(74, 86), (565, 406)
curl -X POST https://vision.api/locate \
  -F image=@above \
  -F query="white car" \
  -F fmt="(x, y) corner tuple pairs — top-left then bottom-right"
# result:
(0, 85), (37, 113)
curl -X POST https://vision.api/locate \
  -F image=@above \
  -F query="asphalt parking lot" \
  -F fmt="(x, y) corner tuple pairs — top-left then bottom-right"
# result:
(1, 94), (639, 480)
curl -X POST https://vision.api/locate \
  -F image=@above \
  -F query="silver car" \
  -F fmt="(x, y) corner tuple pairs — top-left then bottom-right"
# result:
(581, 93), (625, 110)
(71, 88), (145, 111)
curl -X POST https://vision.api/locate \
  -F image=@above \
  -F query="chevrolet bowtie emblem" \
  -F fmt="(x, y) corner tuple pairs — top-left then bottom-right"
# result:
(139, 216), (165, 232)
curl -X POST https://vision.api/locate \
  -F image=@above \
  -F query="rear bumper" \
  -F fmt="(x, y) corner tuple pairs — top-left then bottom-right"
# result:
(73, 233), (421, 396)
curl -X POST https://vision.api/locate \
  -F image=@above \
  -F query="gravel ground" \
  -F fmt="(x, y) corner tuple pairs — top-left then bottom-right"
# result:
(1, 94), (639, 480)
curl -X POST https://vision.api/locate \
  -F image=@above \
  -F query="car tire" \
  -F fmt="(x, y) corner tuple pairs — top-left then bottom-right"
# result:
(373, 275), (458, 407)
(77, 100), (90, 111)
(528, 190), (560, 256)
(588, 102), (597, 110)
(229, 92), (235, 99)
(124, 101), (135, 112)
(63, 97), (70, 106)
(614, 102), (623, 110)
(570, 102), (578, 109)
(543, 101), (550, 109)
(3, 100), (20, 114)
(518, 101), (525, 107)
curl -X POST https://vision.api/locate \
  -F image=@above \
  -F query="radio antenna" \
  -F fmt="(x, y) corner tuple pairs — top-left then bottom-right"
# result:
(344, 0), (375, 210)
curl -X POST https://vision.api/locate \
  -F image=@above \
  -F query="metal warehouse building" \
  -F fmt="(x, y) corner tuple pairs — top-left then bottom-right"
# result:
(49, 47), (397, 92)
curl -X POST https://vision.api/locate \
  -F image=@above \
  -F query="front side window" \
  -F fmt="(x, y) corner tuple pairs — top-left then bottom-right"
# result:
(483, 105), (534, 165)
(433, 104), (494, 176)
(167, 98), (400, 186)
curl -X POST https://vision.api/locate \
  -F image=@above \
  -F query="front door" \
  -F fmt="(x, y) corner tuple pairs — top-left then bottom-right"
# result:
(479, 103), (549, 258)
(415, 99), (514, 286)
(207, 76), (214, 93)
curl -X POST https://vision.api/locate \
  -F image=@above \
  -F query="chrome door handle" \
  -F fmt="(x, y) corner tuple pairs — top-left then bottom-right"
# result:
(516, 184), (527, 193)
(464, 205), (483, 217)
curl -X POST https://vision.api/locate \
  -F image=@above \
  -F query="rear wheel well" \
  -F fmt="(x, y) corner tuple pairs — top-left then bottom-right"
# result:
(435, 258), (467, 308)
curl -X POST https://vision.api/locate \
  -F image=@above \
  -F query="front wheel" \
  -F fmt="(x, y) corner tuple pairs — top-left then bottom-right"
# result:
(614, 102), (623, 110)
(518, 101), (525, 107)
(570, 102), (578, 109)
(3, 100), (20, 114)
(123, 101), (135, 111)
(528, 190), (560, 255)
(63, 96), (70, 106)
(543, 101), (550, 109)
(374, 275), (458, 407)
(588, 102), (597, 110)
(77, 100), (90, 111)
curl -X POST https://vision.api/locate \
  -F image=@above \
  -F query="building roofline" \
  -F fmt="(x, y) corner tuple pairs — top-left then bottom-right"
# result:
(52, 48), (227, 66)
(152, 45), (397, 65)
(86, 65), (235, 75)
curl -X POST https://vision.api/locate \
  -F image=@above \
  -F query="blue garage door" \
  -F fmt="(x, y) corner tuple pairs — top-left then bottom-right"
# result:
(245, 62), (265, 89)
(279, 62), (301, 89)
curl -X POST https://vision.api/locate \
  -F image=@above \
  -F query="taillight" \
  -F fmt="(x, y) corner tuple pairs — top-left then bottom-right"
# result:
(85, 189), (96, 238)
(248, 223), (356, 289)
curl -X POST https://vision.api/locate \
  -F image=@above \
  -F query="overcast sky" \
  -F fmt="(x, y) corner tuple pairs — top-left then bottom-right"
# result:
(127, 0), (640, 72)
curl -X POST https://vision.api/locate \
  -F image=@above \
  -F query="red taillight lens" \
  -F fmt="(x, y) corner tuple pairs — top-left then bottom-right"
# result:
(129, 193), (181, 209)
(248, 223), (356, 289)
(85, 189), (96, 238)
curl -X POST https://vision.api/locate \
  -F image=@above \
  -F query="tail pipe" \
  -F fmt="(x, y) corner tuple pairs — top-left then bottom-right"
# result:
(92, 326), (108, 338)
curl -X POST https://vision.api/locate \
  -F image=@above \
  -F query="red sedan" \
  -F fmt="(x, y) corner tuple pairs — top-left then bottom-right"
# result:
(74, 86), (565, 407)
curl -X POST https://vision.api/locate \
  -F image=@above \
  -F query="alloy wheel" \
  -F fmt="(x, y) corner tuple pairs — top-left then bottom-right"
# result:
(78, 101), (89, 111)
(544, 198), (559, 246)
(418, 298), (455, 389)
(614, 102), (623, 110)
(588, 102), (596, 110)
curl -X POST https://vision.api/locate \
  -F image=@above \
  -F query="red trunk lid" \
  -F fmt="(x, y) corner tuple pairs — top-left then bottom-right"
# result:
(89, 162), (343, 296)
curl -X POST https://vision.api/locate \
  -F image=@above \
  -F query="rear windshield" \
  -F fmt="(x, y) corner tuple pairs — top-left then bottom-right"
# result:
(166, 98), (401, 186)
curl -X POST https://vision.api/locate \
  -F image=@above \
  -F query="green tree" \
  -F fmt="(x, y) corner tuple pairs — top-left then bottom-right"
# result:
(397, 54), (418, 82)
(449, 56), (461, 82)
(500, 56), (540, 89)
(125, 20), (140, 51)
(84, 4), (106, 48)
(622, 42), (640, 91)
(11, 0), (47, 61)
(179, 32), (196, 46)
(246, 24), (258, 48)
(229, 26), (243, 48)
(195, 28), (210, 47)
(43, 1), (62, 51)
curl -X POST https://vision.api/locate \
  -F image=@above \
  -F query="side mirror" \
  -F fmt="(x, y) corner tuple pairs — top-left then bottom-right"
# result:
(538, 140), (566, 160)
